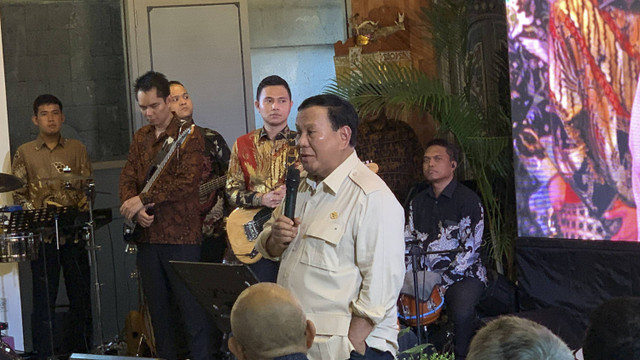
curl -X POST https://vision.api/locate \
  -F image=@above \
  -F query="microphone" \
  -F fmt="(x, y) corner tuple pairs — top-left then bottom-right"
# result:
(284, 166), (300, 220)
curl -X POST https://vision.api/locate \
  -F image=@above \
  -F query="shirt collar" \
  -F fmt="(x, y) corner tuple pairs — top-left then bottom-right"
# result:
(35, 134), (65, 150)
(305, 150), (358, 194)
(144, 116), (184, 143)
(259, 125), (290, 140)
(427, 178), (458, 199)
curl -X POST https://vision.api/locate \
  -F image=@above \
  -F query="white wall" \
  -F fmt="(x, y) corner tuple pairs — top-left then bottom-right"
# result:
(0, 15), (25, 351)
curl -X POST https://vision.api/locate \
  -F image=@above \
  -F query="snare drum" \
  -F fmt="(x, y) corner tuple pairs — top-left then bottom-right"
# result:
(397, 285), (444, 327)
(0, 232), (37, 262)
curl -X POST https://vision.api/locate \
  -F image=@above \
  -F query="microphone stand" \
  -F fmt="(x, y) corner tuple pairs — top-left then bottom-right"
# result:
(409, 246), (423, 344)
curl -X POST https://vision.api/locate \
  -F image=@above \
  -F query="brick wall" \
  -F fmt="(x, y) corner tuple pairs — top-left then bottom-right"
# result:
(1, 0), (130, 161)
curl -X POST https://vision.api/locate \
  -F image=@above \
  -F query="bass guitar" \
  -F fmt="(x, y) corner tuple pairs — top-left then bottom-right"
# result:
(123, 125), (194, 243)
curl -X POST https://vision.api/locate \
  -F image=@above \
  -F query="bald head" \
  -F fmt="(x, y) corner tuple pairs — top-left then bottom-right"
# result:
(229, 283), (315, 360)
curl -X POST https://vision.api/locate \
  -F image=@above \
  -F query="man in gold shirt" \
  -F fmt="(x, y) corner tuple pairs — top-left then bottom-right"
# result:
(226, 75), (298, 282)
(12, 94), (92, 357)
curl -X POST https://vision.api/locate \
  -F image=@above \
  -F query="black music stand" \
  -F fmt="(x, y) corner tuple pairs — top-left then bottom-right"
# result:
(169, 261), (259, 333)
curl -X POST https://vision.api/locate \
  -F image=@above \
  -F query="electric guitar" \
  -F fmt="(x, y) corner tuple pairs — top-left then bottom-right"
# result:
(226, 161), (379, 264)
(123, 125), (194, 243)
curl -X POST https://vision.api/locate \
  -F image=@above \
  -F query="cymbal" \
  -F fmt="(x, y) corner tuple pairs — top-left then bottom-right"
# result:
(41, 173), (92, 182)
(0, 173), (24, 192)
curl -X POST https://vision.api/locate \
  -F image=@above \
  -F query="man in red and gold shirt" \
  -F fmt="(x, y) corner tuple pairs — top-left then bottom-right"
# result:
(119, 71), (211, 360)
(226, 75), (298, 282)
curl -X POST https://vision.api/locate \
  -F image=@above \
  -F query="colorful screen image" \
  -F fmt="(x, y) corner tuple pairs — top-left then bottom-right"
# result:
(507, 0), (640, 241)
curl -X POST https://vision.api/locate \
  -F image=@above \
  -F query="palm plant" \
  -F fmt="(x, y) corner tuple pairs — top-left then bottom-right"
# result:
(326, 0), (516, 275)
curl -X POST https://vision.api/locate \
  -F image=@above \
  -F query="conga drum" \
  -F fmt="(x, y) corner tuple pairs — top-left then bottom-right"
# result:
(397, 285), (444, 327)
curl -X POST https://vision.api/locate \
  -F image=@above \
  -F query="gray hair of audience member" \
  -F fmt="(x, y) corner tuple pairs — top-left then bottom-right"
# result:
(583, 297), (640, 360)
(228, 283), (315, 360)
(467, 316), (574, 360)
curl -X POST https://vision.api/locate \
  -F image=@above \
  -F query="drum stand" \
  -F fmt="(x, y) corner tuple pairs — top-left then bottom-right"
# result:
(409, 247), (425, 345)
(84, 182), (106, 353)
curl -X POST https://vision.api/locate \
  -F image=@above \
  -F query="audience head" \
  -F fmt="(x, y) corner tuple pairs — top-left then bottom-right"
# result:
(229, 283), (315, 360)
(168, 80), (194, 119)
(467, 316), (574, 360)
(583, 297), (640, 360)
(255, 75), (293, 131)
(32, 94), (64, 137)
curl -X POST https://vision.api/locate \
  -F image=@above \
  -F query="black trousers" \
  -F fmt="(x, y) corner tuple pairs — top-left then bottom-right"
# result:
(31, 240), (92, 357)
(445, 277), (485, 360)
(247, 257), (279, 283)
(137, 243), (212, 360)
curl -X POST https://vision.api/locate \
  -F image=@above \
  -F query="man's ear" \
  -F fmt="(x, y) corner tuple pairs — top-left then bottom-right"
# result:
(228, 336), (246, 360)
(451, 161), (457, 170)
(32, 115), (38, 126)
(254, 100), (260, 110)
(338, 125), (352, 149)
(305, 320), (316, 349)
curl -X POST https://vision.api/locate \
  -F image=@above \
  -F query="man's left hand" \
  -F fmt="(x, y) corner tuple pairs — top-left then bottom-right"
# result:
(120, 196), (144, 220)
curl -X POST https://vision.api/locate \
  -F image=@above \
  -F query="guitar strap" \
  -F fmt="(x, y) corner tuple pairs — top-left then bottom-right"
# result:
(144, 137), (172, 183)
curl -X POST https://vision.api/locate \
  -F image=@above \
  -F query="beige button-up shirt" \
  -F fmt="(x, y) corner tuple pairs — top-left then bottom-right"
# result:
(256, 151), (405, 359)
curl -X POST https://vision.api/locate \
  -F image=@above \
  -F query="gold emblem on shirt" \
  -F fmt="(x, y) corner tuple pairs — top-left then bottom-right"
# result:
(330, 211), (338, 219)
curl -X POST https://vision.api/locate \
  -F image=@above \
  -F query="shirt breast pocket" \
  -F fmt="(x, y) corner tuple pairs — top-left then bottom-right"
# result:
(301, 219), (345, 272)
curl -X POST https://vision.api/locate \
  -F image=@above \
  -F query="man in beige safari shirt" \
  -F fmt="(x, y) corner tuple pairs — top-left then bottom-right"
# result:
(255, 94), (405, 360)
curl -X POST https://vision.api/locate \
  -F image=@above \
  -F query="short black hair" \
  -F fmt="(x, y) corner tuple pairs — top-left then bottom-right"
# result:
(33, 94), (62, 116)
(256, 75), (291, 101)
(426, 138), (459, 163)
(168, 80), (184, 87)
(298, 94), (358, 147)
(583, 297), (640, 360)
(134, 71), (170, 100)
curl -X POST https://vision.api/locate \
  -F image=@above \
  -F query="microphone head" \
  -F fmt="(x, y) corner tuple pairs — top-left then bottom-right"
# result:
(286, 166), (300, 188)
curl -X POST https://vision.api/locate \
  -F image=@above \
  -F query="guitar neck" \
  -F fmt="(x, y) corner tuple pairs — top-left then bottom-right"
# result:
(142, 125), (193, 194)
(199, 175), (227, 196)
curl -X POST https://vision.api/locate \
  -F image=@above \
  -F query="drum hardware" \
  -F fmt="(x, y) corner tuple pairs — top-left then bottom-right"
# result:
(1, 183), (114, 355)
(403, 245), (464, 345)
(0, 173), (24, 193)
(84, 181), (106, 353)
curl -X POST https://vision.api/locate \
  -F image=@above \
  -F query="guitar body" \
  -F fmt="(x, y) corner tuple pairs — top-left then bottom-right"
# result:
(226, 207), (273, 264)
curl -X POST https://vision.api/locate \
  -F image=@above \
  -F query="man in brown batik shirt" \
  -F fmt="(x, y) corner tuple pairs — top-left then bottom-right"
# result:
(12, 94), (93, 357)
(119, 71), (212, 360)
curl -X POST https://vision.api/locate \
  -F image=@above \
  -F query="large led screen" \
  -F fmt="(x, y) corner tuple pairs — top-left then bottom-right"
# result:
(508, 0), (640, 241)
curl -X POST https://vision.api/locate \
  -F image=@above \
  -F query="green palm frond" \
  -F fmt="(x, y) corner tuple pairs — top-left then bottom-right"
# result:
(328, 0), (515, 275)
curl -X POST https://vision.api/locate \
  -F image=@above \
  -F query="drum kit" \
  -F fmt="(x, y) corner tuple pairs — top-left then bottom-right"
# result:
(0, 171), (112, 356)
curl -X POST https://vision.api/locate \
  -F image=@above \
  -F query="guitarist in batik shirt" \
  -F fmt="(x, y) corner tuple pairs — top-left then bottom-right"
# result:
(169, 81), (231, 262)
(226, 75), (298, 282)
(119, 71), (212, 360)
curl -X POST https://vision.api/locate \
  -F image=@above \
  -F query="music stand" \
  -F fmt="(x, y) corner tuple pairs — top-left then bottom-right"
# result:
(169, 261), (259, 333)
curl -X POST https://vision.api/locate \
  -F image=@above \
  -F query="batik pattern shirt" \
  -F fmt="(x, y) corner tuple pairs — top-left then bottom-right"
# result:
(405, 180), (487, 288)
(197, 126), (231, 236)
(226, 126), (298, 207)
(12, 135), (91, 210)
(119, 117), (204, 245)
